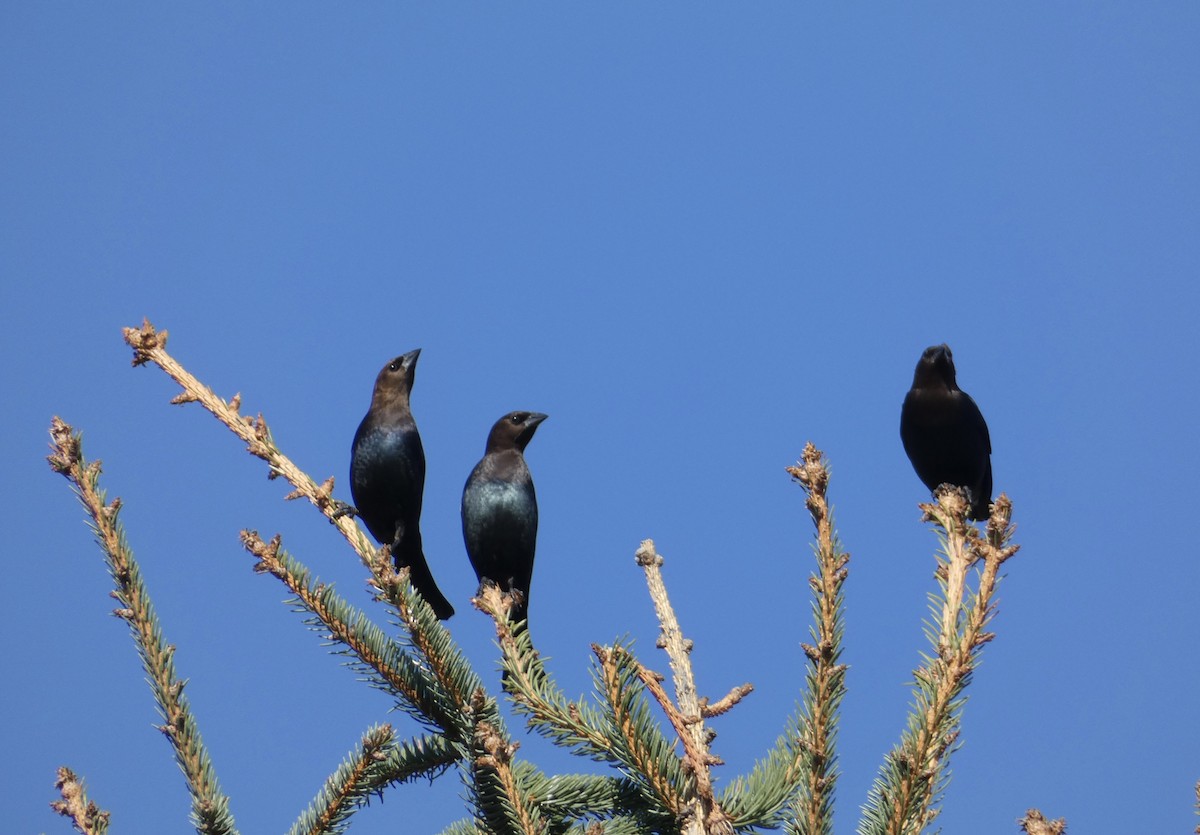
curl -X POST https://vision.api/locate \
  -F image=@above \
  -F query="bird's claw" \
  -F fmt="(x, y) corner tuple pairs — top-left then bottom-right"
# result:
(329, 500), (359, 522)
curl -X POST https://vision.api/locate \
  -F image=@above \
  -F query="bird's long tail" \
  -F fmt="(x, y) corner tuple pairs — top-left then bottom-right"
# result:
(969, 462), (994, 522)
(395, 533), (455, 620)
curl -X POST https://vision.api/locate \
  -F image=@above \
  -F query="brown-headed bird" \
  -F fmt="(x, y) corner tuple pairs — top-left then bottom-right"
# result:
(348, 350), (454, 619)
(461, 411), (547, 628)
(900, 344), (993, 521)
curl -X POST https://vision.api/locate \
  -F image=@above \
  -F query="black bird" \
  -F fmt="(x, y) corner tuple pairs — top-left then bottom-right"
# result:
(900, 344), (993, 521)
(461, 411), (547, 628)
(348, 350), (454, 619)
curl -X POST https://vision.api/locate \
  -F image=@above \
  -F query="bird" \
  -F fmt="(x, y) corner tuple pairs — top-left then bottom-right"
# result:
(900, 344), (993, 521)
(347, 350), (454, 619)
(461, 411), (547, 629)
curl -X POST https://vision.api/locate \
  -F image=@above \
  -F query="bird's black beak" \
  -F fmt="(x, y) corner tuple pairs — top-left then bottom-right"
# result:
(923, 344), (949, 363)
(401, 348), (421, 384)
(517, 412), (548, 449)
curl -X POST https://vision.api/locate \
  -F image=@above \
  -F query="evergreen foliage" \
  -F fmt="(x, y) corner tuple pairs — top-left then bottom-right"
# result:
(44, 320), (1051, 835)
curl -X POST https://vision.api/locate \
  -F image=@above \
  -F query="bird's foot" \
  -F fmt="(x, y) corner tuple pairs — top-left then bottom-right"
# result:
(329, 500), (359, 521)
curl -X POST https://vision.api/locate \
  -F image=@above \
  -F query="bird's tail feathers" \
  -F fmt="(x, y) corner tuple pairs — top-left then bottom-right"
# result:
(394, 536), (455, 620)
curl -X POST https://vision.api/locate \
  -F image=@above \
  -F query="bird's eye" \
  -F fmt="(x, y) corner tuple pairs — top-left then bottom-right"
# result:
(388, 362), (401, 372)
(510, 414), (523, 424)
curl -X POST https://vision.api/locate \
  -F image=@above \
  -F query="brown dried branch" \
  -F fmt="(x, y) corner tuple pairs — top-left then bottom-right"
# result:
(620, 648), (732, 823)
(699, 684), (754, 719)
(122, 319), (377, 567)
(633, 540), (740, 835)
(625, 651), (724, 781)
(50, 767), (110, 835)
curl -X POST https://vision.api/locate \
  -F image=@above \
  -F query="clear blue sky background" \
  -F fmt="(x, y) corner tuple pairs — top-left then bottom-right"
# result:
(4, 5), (1199, 833)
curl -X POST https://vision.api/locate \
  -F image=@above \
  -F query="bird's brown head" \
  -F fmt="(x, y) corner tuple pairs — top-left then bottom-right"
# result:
(370, 348), (421, 408)
(486, 411), (548, 454)
(913, 343), (958, 390)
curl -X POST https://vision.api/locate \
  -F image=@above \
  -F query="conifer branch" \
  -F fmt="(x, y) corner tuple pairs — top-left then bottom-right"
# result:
(438, 822), (486, 835)
(594, 643), (690, 823)
(287, 726), (456, 835)
(720, 445), (849, 833)
(859, 489), (1019, 835)
(50, 767), (110, 835)
(467, 690), (548, 835)
(567, 820), (646, 835)
(475, 586), (615, 760)
(288, 724), (396, 835)
(516, 771), (655, 825)
(377, 731), (460, 785)
(241, 530), (465, 735)
(390, 568), (483, 720)
(784, 444), (849, 835)
(478, 590), (683, 829)
(699, 685), (754, 719)
(47, 418), (239, 835)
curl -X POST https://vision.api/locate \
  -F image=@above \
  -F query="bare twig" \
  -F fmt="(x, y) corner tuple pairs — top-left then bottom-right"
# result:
(622, 648), (728, 781)
(700, 684), (754, 719)
(635, 540), (736, 835)
(122, 319), (377, 566)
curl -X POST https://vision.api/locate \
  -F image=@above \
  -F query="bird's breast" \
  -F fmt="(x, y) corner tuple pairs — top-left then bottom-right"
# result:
(902, 390), (962, 427)
(466, 479), (534, 516)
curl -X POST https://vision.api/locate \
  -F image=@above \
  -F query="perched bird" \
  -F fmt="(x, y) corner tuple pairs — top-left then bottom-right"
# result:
(348, 350), (454, 619)
(900, 344), (993, 521)
(461, 411), (547, 628)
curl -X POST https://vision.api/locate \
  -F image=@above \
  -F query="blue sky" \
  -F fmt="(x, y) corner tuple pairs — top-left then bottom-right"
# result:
(4, 4), (1199, 833)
